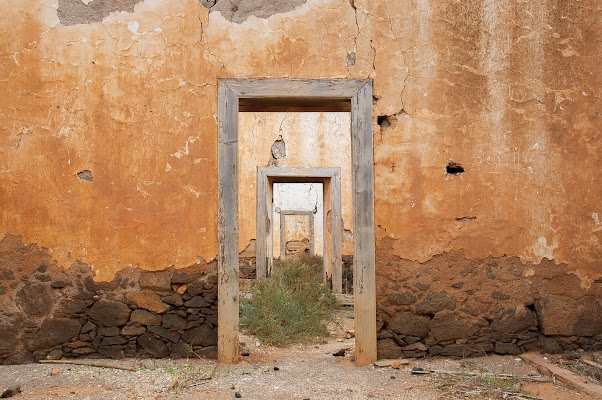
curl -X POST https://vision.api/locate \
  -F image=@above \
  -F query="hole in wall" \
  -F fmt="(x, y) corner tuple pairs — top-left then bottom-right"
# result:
(377, 115), (391, 129)
(76, 170), (93, 182)
(445, 162), (464, 176)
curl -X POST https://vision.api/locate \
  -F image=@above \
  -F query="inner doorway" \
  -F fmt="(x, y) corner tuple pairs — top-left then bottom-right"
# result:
(217, 78), (376, 366)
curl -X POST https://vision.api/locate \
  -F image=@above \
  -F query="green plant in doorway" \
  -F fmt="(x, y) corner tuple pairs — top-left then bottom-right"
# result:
(240, 255), (338, 346)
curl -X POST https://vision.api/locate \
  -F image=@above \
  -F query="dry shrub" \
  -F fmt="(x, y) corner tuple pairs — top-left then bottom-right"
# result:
(240, 255), (338, 346)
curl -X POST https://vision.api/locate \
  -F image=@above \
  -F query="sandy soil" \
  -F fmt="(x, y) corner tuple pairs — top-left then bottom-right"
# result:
(0, 309), (595, 400)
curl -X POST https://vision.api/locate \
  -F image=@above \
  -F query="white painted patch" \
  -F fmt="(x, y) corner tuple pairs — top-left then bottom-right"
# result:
(165, 162), (172, 172)
(128, 21), (140, 34)
(533, 236), (558, 261)
(188, 186), (201, 198)
(592, 212), (602, 232)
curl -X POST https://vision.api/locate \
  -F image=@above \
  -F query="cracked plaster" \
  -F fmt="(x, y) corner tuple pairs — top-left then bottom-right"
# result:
(0, 0), (599, 283)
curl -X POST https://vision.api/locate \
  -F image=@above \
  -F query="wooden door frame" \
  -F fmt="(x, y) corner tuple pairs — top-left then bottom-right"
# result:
(257, 167), (341, 291)
(217, 78), (376, 365)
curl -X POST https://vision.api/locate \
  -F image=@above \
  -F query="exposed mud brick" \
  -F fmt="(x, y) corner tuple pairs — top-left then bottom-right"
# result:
(137, 333), (169, 358)
(387, 311), (430, 337)
(139, 271), (173, 291)
(181, 324), (217, 346)
(431, 312), (478, 342)
(536, 295), (602, 336)
(377, 338), (402, 359)
(34, 318), (82, 349)
(130, 309), (162, 326)
(89, 300), (131, 327)
(162, 313), (187, 330)
(125, 292), (170, 314)
(414, 291), (456, 315)
(16, 283), (54, 315)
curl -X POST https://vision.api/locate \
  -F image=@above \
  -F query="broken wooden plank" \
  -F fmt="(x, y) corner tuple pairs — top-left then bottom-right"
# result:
(522, 352), (602, 399)
(583, 359), (602, 372)
(39, 359), (136, 372)
(374, 359), (410, 368)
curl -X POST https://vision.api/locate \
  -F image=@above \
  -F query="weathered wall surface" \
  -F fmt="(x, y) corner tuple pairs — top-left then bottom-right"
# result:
(0, 0), (600, 362)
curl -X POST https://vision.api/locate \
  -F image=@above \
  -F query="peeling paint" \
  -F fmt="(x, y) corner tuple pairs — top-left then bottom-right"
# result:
(57, 0), (145, 26)
(205, 0), (308, 24)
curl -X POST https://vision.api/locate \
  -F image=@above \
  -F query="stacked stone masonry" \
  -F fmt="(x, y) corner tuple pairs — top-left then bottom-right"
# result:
(375, 239), (602, 359)
(0, 235), (218, 364)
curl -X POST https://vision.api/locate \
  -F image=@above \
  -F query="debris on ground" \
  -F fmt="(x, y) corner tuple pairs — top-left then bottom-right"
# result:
(332, 349), (346, 357)
(0, 386), (21, 398)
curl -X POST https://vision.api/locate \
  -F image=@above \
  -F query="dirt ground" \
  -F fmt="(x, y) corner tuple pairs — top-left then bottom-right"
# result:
(0, 309), (596, 400)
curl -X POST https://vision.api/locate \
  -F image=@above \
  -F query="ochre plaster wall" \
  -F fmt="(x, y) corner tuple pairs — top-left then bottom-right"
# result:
(0, 0), (600, 361)
(237, 112), (353, 256)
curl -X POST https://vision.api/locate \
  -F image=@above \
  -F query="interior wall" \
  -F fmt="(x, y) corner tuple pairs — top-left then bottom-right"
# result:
(238, 112), (353, 256)
(272, 182), (324, 257)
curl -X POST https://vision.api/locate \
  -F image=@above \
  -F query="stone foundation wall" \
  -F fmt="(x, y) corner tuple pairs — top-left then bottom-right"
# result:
(0, 235), (218, 364)
(239, 257), (257, 280)
(376, 240), (602, 359)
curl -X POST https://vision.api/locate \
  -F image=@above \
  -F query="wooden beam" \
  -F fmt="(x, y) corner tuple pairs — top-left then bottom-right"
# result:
(222, 78), (368, 99)
(331, 170), (343, 294)
(239, 97), (350, 112)
(255, 167), (268, 280)
(217, 81), (240, 364)
(351, 81), (377, 366)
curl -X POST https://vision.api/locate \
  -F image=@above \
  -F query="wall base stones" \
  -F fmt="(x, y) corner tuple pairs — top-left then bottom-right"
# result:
(376, 239), (602, 359)
(0, 235), (218, 364)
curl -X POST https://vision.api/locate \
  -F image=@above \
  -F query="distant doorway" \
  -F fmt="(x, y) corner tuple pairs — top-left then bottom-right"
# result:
(217, 78), (376, 365)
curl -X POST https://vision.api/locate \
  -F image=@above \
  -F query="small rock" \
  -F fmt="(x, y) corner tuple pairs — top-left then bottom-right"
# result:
(50, 368), (61, 376)
(273, 366), (279, 371)
(0, 386), (21, 398)
(391, 360), (404, 369)
(234, 392), (242, 398)
(333, 349), (346, 357)
(337, 338), (343, 342)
